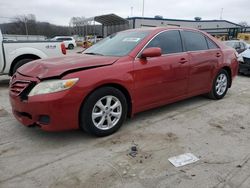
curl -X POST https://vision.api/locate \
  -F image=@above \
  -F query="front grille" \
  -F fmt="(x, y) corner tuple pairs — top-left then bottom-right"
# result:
(10, 80), (31, 96)
(243, 57), (250, 65)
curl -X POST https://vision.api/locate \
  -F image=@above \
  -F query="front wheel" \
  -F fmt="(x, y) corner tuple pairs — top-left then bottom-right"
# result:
(80, 87), (127, 137)
(12, 58), (34, 75)
(207, 69), (229, 100)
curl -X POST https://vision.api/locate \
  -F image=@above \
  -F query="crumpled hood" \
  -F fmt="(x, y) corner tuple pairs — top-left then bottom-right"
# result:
(17, 54), (119, 79)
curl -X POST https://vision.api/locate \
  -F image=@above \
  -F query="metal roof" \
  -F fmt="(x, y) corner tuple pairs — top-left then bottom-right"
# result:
(94, 14), (128, 26)
(127, 17), (242, 27)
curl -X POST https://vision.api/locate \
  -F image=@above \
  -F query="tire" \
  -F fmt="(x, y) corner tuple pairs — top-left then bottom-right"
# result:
(68, 44), (74, 50)
(80, 87), (127, 137)
(12, 59), (34, 75)
(207, 69), (229, 100)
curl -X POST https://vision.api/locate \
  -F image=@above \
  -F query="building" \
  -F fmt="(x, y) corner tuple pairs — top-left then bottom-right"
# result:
(128, 17), (250, 39)
(70, 14), (250, 40)
(70, 14), (129, 38)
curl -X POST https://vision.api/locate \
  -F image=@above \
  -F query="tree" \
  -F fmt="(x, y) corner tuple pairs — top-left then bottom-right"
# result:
(238, 21), (248, 27)
(0, 14), (70, 37)
(13, 14), (37, 35)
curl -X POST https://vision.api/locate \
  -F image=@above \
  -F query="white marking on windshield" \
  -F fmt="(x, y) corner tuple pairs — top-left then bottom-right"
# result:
(122, 38), (141, 42)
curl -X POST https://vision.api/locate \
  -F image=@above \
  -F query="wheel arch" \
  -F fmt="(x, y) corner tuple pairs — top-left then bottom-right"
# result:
(80, 83), (133, 119)
(9, 54), (40, 76)
(68, 43), (74, 49)
(221, 66), (232, 88)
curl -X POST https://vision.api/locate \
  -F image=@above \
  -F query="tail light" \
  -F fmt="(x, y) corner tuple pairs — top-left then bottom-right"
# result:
(61, 43), (66, 55)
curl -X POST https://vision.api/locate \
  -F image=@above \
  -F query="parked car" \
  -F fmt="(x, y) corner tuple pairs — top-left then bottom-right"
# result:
(51, 36), (76, 50)
(9, 27), (239, 136)
(223, 40), (249, 54)
(224, 40), (250, 75)
(0, 30), (66, 76)
(238, 48), (250, 75)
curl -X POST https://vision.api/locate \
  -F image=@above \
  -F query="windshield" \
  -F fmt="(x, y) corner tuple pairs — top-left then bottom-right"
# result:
(84, 31), (150, 57)
(224, 41), (235, 48)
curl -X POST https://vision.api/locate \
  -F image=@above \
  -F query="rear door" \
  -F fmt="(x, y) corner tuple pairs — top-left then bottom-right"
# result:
(133, 30), (190, 111)
(181, 30), (222, 95)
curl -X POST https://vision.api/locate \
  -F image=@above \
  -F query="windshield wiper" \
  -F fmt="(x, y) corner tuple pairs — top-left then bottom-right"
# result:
(84, 52), (103, 56)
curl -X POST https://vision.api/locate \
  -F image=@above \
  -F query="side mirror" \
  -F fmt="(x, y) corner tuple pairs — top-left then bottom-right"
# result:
(140, 47), (162, 58)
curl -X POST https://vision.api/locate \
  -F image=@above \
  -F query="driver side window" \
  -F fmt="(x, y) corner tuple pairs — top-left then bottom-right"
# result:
(146, 30), (183, 54)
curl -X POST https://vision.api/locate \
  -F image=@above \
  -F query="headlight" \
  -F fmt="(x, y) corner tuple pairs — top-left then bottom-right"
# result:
(28, 78), (79, 96)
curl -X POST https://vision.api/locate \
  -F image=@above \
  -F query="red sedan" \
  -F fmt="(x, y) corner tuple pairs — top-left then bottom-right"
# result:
(9, 27), (238, 136)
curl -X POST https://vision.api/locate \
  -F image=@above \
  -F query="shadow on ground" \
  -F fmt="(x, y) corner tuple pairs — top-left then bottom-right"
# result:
(0, 77), (10, 88)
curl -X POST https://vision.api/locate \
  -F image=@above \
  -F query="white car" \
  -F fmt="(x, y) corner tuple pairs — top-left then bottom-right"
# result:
(0, 29), (66, 76)
(51, 36), (76, 50)
(223, 40), (249, 54)
(238, 48), (250, 75)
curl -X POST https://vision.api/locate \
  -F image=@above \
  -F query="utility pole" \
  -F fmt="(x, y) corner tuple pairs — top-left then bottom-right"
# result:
(142, 0), (145, 17)
(131, 6), (133, 17)
(24, 17), (28, 36)
(220, 8), (223, 20)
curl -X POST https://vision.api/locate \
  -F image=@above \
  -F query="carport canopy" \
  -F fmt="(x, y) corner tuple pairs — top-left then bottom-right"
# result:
(94, 14), (129, 26)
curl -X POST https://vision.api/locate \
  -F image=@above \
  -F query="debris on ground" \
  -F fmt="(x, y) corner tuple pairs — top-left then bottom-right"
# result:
(168, 153), (200, 167)
(129, 144), (138, 158)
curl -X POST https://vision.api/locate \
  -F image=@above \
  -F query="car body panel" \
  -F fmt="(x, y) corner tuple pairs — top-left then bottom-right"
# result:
(133, 52), (189, 112)
(17, 54), (119, 79)
(187, 49), (222, 94)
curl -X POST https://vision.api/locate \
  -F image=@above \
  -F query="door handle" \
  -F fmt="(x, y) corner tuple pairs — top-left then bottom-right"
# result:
(179, 58), (188, 64)
(216, 53), (221, 57)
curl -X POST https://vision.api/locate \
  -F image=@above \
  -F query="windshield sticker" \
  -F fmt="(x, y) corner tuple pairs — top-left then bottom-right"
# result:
(122, 38), (141, 42)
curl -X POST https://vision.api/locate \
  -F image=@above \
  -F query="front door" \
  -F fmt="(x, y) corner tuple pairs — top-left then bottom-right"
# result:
(133, 30), (189, 112)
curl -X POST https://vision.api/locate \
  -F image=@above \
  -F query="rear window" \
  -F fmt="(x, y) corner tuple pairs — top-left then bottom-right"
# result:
(206, 37), (219, 49)
(56, 37), (72, 41)
(182, 31), (208, 51)
(64, 38), (73, 41)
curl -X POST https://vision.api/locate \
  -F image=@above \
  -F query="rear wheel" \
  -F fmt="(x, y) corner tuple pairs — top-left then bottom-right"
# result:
(207, 69), (229, 100)
(12, 58), (34, 75)
(68, 44), (74, 50)
(80, 87), (127, 137)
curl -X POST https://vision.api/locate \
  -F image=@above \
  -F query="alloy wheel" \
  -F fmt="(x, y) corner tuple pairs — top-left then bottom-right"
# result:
(215, 73), (228, 96)
(92, 95), (122, 130)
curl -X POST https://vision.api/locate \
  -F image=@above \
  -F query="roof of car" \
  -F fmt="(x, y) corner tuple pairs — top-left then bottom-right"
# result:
(224, 40), (240, 42)
(123, 26), (203, 33)
(54, 36), (74, 38)
(224, 40), (249, 44)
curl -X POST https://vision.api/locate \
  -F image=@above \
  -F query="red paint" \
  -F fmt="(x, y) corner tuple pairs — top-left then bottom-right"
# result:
(61, 43), (67, 55)
(9, 27), (239, 131)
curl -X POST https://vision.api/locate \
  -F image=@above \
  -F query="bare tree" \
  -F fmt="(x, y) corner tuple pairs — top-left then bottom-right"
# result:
(0, 14), (70, 37)
(13, 14), (37, 35)
(238, 21), (249, 27)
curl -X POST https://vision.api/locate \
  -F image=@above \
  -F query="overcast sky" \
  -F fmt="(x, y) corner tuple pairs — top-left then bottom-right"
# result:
(0, 0), (249, 26)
